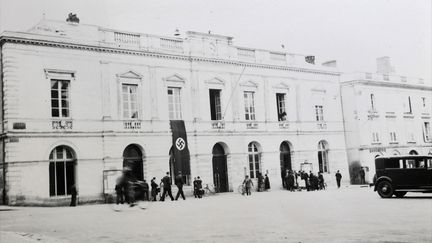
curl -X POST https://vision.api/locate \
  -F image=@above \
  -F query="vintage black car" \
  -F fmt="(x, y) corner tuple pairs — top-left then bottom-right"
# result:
(374, 155), (432, 198)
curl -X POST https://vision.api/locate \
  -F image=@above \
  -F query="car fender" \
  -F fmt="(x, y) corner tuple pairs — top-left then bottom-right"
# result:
(374, 176), (392, 191)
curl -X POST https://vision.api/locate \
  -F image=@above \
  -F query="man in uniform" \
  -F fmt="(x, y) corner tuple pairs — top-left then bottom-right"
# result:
(160, 172), (174, 201)
(335, 170), (342, 188)
(175, 171), (186, 200)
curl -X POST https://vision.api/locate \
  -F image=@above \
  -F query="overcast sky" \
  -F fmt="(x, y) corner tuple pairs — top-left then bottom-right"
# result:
(0, 0), (430, 80)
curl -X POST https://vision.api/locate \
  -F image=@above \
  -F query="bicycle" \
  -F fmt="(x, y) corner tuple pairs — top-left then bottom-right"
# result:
(202, 184), (216, 196)
(237, 184), (246, 195)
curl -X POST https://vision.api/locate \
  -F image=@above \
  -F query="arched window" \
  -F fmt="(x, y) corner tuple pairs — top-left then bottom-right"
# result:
(49, 146), (76, 196)
(318, 141), (329, 173)
(409, 150), (418, 155)
(248, 142), (261, 178)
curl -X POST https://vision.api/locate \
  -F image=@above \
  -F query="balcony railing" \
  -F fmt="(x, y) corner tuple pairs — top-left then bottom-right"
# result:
(52, 120), (73, 130)
(123, 121), (141, 129)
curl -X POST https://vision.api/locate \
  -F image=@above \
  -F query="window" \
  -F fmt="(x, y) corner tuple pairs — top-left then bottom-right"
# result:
(406, 96), (412, 113)
(276, 93), (287, 121)
(51, 80), (70, 118)
(168, 87), (182, 120)
(384, 159), (402, 169)
(49, 146), (76, 196)
(372, 132), (380, 143)
(424, 122), (431, 142)
(318, 141), (329, 173)
(405, 159), (422, 169)
(427, 159), (432, 168)
(370, 94), (376, 110)
(244, 91), (256, 121)
(209, 89), (222, 120)
(389, 132), (397, 142)
(122, 84), (139, 119)
(248, 142), (261, 178)
(315, 105), (324, 121)
(421, 97), (426, 108)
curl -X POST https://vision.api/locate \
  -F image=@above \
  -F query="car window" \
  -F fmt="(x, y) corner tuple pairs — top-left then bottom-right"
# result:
(427, 159), (432, 169)
(406, 159), (416, 169)
(384, 159), (402, 169)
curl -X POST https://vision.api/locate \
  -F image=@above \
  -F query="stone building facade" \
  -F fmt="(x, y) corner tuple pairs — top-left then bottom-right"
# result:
(1, 19), (349, 205)
(341, 61), (432, 184)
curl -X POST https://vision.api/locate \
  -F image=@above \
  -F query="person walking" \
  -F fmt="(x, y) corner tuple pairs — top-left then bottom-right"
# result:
(264, 174), (270, 191)
(70, 184), (77, 207)
(175, 171), (186, 200)
(335, 170), (342, 188)
(243, 175), (254, 196)
(150, 177), (159, 201)
(160, 172), (174, 201)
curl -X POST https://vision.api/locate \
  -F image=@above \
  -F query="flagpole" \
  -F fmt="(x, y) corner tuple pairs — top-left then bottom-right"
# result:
(222, 66), (246, 120)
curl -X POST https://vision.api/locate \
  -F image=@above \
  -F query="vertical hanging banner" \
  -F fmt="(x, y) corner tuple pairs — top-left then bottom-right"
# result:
(170, 120), (191, 175)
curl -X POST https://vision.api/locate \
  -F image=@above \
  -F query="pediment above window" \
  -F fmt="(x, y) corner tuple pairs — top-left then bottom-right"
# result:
(117, 70), (143, 79)
(44, 69), (76, 80)
(205, 77), (226, 86)
(273, 82), (290, 90)
(240, 80), (258, 88)
(164, 74), (185, 83)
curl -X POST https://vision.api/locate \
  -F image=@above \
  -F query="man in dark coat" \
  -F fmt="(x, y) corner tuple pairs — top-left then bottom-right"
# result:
(196, 176), (203, 198)
(359, 167), (366, 184)
(318, 172), (325, 190)
(264, 174), (270, 190)
(286, 171), (295, 191)
(257, 173), (264, 192)
(115, 174), (125, 205)
(175, 171), (186, 200)
(70, 184), (77, 206)
(335, 170), (342, 188)
(150, 177), (159, 201)
(160, 172), (174, 201)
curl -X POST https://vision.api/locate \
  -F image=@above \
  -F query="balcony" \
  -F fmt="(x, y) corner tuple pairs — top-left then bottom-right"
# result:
(211, 121), (225, 129)
(316, 122), (327, 130)
(278, 122), (290, 129)
(123, 121), (141, 130)
(52, 119), (73, 130)
(367, 109), (379, 120)
(246, 122), (259, 129)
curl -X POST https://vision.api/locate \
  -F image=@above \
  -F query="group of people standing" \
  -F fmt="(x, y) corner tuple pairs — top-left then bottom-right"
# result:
(283, 170), (326, 191)
(115, 169), (208, 206)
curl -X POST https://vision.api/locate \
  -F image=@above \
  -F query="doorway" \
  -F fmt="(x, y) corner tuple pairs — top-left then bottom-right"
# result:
(123, 144), (144, 181)
(212, 143), (229, 192)
(280, 141), (292, 188)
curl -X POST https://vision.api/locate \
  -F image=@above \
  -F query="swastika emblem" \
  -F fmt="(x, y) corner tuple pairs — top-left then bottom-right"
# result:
(175, 138), (186, 151)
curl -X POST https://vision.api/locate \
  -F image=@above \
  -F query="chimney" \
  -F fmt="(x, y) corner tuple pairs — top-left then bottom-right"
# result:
(322, 60), (337, 67)
(376, 56), (394, 74)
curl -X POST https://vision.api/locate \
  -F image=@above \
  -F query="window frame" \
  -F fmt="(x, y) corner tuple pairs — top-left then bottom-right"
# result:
(315, 105), (324, 122)
(167, 87), (182, 120)
(121, 83), (140, 119)
(276, 93), (287, 121)
(50, 79), (71, 118)
(244, 91), (256, 121)
(248, 142), (261, 178)
(49, 146), (76, 197)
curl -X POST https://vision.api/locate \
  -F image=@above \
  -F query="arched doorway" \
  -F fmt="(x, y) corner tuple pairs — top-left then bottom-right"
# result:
(280, 141), (292, 188)
(212, 143), (229, 192)
(318, 140), (329, 173)
(409, 150), (418, 155)
(49, 145), (76, 196)
(123, 144), (144, 181)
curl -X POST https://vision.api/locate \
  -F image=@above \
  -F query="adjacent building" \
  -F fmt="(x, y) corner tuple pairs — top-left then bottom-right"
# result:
(341, 57), (432, 184)
(0, 19), (350, 205)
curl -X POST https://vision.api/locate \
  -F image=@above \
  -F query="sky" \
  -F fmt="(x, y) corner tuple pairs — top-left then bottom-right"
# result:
(0, 0), (430, 80)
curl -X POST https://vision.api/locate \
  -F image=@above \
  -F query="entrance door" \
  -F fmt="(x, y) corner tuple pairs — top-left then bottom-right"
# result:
(123, 144), (144, 181)
(212, 144), (228, 192)
(280, 142), (292, 188)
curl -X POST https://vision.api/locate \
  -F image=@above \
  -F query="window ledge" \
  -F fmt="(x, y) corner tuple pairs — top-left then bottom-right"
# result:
(389, 142), (399, 145)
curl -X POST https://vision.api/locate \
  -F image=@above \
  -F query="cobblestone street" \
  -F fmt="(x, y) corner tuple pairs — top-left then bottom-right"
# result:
(1, 187), (431, 243)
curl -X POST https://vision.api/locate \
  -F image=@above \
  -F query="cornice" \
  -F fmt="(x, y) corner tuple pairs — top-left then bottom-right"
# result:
(0, 35), (340, 76)
(342, 79), (432, 91)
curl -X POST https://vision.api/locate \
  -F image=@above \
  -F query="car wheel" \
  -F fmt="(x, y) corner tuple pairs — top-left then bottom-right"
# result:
(394, 192), (407, 198)
(377, 181), (394, 198)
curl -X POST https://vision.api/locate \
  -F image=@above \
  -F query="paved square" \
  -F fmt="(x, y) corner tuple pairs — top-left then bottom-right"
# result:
(1, 187), (431, 242)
